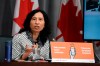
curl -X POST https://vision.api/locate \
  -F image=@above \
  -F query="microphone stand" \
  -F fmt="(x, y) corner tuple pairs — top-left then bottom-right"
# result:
(92, 41), (100, 63)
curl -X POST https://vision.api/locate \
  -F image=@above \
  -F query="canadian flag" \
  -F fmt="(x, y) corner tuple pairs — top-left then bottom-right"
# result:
(56, 0), (83, 42)
(12, 0), (39, 36)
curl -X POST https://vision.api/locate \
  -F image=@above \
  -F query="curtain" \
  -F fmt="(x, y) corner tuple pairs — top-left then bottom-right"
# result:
(0, 0), (15, 37)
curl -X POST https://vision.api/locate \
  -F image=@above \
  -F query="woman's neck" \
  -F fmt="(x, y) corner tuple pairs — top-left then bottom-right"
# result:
(32, 32), (39, 42)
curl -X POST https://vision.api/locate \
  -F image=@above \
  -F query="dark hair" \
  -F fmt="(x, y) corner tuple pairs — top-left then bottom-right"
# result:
(19, 10), (51, 45)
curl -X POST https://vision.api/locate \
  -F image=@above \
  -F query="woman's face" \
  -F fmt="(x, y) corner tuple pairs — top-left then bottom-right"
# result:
(30, 12), (45, 33)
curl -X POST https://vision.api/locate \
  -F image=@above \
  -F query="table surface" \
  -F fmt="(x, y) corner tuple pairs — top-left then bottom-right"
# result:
(0, 62), (100, 66)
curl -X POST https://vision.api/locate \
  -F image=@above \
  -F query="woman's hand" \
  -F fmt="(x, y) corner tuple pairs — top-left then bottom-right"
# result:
(25, 45), (33, 53)
(32, 43), (38, 48)
(21, 44), (34, 60)
(21, 44), (38, 60)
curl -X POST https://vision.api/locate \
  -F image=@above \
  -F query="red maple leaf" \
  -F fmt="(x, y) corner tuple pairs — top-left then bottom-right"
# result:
(13, 0), (34, 28)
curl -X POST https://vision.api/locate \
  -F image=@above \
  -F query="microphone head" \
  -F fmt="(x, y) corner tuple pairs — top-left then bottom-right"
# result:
(52, 38), (56, 41)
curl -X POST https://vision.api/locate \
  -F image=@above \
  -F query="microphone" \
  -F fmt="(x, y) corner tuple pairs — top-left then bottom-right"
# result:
(52, 38), (56, 42)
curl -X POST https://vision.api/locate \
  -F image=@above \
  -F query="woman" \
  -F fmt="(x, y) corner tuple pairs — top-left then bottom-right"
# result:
(12, 10), (51, 61)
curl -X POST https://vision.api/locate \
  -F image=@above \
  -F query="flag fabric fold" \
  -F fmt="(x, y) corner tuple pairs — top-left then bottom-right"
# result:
(56, 0), (83, 42)
(12, 0), (39, 36)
